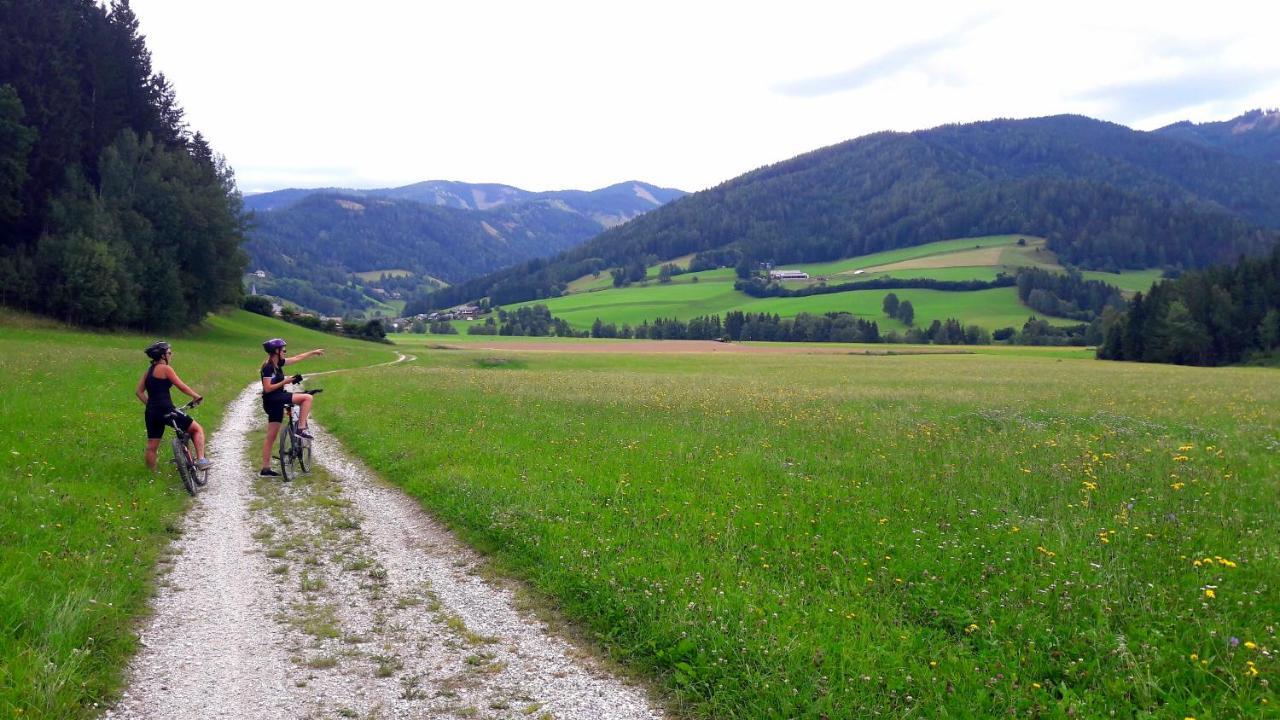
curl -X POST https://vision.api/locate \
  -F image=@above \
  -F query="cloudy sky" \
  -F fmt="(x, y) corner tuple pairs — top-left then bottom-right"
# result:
(131, 0), (1280, 194)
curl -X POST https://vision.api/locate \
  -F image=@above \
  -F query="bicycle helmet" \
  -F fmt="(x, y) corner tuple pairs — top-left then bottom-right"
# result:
(263, 338), (287, 353)
(144, 340), (171, 361)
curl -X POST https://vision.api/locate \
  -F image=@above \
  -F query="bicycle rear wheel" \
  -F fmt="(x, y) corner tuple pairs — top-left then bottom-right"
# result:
(278, 420), (296, 482)
(172, 437), (196, 496)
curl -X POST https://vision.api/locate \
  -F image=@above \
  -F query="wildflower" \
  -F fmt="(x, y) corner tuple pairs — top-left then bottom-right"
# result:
(1230, 636), (1240, 647)
(964, 623), (979, 634)
(1190, 653), (1198, 661)
(1205, 589), (1216, 599)
(1245, 641), (1257, 650)
(1246, 661), (1259, 677)
(1031, 682), (1042, 689)
(1170, 482), (1185, 490)
(1036, 546), (1056, 558)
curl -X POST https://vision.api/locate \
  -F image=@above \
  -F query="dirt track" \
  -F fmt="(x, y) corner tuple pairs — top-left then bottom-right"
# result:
(106, 378), (664, 720)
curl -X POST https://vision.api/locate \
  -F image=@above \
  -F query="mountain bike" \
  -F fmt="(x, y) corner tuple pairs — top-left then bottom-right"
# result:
(278, 386), (322, 482)
(166, 399), (208, 496)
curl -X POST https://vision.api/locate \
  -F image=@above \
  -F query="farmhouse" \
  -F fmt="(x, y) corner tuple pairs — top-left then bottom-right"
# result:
(769, 270), (809, 280)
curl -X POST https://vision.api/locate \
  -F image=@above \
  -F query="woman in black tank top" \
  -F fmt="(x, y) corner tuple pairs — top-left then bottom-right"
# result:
(135, 341), (209, 472)
(257, 338), (325, 478)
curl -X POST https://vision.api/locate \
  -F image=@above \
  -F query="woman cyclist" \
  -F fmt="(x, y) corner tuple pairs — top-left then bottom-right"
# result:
(135, 341), (210, 472)
(259, 338), (324, 478)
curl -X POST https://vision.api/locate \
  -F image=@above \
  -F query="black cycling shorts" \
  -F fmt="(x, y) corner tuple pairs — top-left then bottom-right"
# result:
(263, 395), (289, 424)
(145, 407), (192, 440)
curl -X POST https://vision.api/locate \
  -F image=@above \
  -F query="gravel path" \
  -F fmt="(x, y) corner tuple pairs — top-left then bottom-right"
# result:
(105, 377), (665, 720)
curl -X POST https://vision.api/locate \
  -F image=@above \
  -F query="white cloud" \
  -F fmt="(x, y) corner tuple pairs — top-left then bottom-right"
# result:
(132, 0), (1280, 193)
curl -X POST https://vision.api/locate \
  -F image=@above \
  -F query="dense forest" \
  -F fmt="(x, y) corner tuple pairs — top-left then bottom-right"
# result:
(1099, 245), (1280, 366)
(418, 115), (1280, 312)
(1154, 108), (1280, 164)
(0, 0), (246, 330)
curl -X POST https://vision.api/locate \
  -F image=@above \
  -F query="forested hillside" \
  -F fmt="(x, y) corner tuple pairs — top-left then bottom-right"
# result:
(247, 192), (601, 293)
(0, 0), (246, 330)
(421, 115), (1280, 310)
(244, 180), (684, 314)
(1155, 108), (1280, 164)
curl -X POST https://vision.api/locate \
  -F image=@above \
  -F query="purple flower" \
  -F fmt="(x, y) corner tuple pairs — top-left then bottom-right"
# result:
(1229, 636), (1241, 647)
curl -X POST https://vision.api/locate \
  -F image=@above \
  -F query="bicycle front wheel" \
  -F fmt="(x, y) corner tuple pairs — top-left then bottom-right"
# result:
(298, 435), (312, 473)
(278, 421), (296, 482)
(172, 437), (196, 496)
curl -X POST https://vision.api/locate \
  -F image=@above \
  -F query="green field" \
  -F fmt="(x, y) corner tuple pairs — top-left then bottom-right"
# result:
(540, 236), (1162, 333)
(318, 344), (1278, 717)
(0, 311), (395, 718)
(6, 310), (1275, 718)
(352, 268), (414, 281)
(510, 276), (1070, 332)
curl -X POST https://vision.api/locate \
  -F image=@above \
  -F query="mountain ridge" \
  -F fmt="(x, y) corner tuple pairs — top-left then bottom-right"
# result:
(418, 112), (1280, 311)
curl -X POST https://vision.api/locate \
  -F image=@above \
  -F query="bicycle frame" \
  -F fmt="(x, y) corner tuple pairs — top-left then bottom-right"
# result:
(277, 386), (321, 481)
(166, 399), (206, 495)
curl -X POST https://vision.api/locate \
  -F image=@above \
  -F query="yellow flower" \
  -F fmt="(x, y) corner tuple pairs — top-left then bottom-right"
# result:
(964, 623), (979, 634)
(1031, 682), (1042, 689)
(1204, 588), (1216, 599)
(1170, 482), (1185, 490)
(1190, 653), (1199, 661)
(1244, 641), (1257, 650)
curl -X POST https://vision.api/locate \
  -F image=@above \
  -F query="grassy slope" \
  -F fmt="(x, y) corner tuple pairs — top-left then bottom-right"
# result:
(543, 236), (1160, 332)
(0, 310), (395, 718)
(319, 348), (1279, 718)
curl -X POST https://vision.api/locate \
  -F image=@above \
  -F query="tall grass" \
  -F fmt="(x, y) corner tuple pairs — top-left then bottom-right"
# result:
(320, 350), (1279, 717)
(0, 310), (394, 718)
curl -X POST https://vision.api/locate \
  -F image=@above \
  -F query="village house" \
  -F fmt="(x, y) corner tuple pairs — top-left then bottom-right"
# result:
(769, 270), (809, 280)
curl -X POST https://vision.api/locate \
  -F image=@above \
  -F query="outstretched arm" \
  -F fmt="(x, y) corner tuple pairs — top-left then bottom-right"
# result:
(289, 348), (325, 364)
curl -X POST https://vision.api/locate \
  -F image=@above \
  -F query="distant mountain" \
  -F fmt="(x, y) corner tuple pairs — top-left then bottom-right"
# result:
(245, 180), (685, 227)
(422, 114), (1280, 310)
(1154, 109), (1280, 164)
(243, 180), (685, 315)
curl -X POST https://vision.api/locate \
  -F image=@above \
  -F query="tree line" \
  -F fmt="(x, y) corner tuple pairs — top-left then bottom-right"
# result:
(1098, 245), (1280, 365)
(735, 273), (1016, 299)
(1, 0), (247, 330)
(1014, 267), (1125, 322)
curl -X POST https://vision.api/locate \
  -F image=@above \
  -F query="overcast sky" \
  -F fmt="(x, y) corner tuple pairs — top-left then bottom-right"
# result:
(131, 0), (1280, 194)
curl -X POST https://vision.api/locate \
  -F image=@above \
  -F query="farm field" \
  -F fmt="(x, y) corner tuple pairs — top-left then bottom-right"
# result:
(0, 310), (395, 718)
(509, 280), (1071, 333)
(535, 235), (1161, 333)
(319, 348), (1279, 718)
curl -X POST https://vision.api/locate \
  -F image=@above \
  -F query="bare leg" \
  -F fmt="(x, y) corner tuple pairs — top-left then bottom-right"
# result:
(262, 422), (281, 468)
(292, 393), (313, 429)
(189, 421), (207, 460)
(145, 438), (162, 471)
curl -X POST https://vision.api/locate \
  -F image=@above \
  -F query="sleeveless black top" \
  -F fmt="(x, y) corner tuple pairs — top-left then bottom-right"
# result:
(261, 359), (288, 401)
(145, 365), (174, 410)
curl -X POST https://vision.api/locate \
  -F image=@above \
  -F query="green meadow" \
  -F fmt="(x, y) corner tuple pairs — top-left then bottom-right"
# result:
(524, 235), (1162, 333)
(0, 311), (394, 718)
(508, 281), (1071, 332)
(321, 344), (1279, 718)
(3, 308), (1275, 718)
